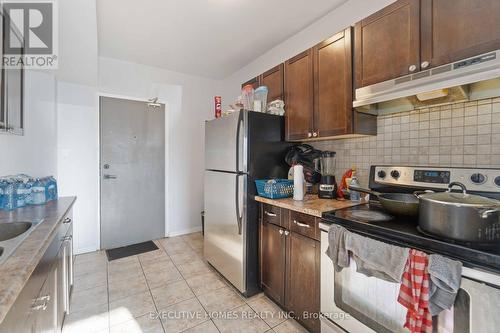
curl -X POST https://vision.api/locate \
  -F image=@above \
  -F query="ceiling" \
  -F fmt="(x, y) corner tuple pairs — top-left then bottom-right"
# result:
(96, 0), (347, 79)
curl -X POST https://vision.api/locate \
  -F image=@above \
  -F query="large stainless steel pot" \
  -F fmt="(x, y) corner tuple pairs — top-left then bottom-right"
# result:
(418, 182), (500, 242)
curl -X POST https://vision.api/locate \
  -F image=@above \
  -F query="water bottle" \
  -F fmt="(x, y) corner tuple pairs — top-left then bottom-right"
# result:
(16, 180), (28, 208)
(31, 178), (46, 205)
(350, 176), (361, 202)
(47, 176), (58, 201)
(25, 178), (35, 205)
(4, 180), (17, 210)
(0, 180), (5, 210)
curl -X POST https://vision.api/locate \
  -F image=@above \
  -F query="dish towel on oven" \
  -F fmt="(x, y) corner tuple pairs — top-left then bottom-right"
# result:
(398, 249), (433, 333)
(326, 225), (409, 282)
(326, 224), (349, 272)
(428, 254), (462, 316)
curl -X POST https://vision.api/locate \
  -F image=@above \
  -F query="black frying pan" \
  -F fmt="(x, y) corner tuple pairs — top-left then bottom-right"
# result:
(349, 186), (420, 217)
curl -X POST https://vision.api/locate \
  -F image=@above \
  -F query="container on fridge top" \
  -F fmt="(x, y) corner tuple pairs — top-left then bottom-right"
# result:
(241, 85), (254, 110)
(253, 86), (268, 113)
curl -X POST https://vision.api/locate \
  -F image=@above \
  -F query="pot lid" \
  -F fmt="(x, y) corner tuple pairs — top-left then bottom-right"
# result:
(420, 191), (499, 206)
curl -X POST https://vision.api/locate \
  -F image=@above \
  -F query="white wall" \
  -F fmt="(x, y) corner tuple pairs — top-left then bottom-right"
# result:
(57, 82), (99, 253)
(218, 0), (396, 105)
(0, 71), (57, 177)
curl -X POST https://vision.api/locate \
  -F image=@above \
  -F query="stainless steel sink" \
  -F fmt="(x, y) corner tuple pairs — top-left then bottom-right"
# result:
(0, 222), (32, 241)
(0, 220), (42, 265)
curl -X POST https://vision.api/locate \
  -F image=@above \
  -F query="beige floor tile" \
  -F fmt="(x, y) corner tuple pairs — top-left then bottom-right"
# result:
(73, 270), (107, 293)
(74, 260), (107, 277)
(108, 261), (144, 283)
(63, 302), (109, 333)
(70, 284), (108, 313)
(109, 274), (149, 302)
(176, 259), (212, 279)
(160, 298), (207, 333)
(109, 314), (164, 333)
(248, 296), (287, 328)
(151, 280), (195, 310)
(107, 255), (139, 266)
(272, 319), (308, 333)
(169, 250), (199, 265)
(212, 304), (270, 333)
(185, 271), (227, 296)
(141, 258), (174, 273)
(244, 292), (265, 304)
(138, 249), (170, 265)
(108, 259), (142, 274)
(109, 291), (156, 326)
(144, 265), (183, 289)
(197, 286), (245, 314)
(182, 320), (218, 333)
(75, 251), (107, 264)
(159, 238), (189, 255)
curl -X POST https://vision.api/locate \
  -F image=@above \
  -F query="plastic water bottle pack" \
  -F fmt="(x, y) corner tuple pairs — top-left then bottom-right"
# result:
(0, 174), (58, 211)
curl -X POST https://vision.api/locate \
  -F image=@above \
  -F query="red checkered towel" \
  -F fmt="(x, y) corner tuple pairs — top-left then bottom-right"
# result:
(397, 249), (433, 333)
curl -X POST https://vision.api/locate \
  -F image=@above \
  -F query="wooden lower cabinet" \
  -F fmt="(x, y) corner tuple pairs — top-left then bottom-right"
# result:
(259, 205), (320, 333)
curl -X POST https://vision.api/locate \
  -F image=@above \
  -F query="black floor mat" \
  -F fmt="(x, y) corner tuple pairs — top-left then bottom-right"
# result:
(106, 241), (158, 261)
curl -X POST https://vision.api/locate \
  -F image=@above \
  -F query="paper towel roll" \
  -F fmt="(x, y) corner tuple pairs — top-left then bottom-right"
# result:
(293, 165), (304, 201)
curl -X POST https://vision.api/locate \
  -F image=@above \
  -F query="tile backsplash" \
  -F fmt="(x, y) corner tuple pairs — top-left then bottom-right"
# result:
(312, 98), (500, 186)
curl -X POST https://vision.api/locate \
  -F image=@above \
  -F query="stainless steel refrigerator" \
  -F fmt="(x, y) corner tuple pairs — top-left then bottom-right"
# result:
(204, 110), (292, 296)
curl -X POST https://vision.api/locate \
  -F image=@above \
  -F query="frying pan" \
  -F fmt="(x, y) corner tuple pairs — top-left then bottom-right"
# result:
(349, 185), (420, 217)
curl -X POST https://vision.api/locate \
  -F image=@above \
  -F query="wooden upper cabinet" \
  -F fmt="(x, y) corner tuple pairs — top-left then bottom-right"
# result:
(261, 64), (284, 102)
(284, 49), (314, 141)
(242, 77), (260, 90)
(314, 28), (353, 137)
(355, 0), (421, 88)
(420, 0), (500, 69)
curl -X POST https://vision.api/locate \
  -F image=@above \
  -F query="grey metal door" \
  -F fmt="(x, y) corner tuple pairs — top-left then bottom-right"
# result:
(100, 97), (165, 249)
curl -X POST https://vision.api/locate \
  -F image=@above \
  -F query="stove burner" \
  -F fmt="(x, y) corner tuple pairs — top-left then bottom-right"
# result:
(346, 210), (393, 222)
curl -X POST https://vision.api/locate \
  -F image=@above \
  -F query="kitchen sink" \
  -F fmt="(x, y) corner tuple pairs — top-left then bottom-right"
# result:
(0, 222), (32, 241)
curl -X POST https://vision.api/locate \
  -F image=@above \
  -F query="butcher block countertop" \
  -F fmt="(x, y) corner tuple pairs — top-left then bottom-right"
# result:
(254, 194), (364, 217)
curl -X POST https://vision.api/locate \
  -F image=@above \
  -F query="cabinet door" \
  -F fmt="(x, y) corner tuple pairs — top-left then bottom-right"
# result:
(242, 77), (260, 90)
(285, 231), (320, 333)
(260, 220), (286, 305)
(420, 0), (500, 69)
(313, 28), (353, 137)
(355, 0), (420, 88)
(34, 265), (58, 333)
(261, 64), (284, 102)
(284, 49), (314, 141)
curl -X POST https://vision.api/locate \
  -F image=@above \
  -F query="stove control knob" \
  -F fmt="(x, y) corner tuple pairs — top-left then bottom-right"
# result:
(471, 173), (486, 184)
(390, 170), (400, 179)
(377, 170), (387, 179)
(494, 176), (500, 187)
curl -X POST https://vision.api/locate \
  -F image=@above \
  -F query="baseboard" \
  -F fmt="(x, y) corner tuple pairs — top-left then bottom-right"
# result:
(167, 226), (202, 237)
(75, 245), (100, 255)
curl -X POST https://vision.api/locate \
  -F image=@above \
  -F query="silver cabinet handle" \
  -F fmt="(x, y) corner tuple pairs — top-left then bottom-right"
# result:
(421, 61), (430, 69)
(409, 65), (417, 72)
(293, 220), (311, 228)
(264, 211), (277, 217)
(103, 174), (117, 179)
(63, 217), (72, 224)
(279, 229), (283, 235)
(35, 295), (50, 302)
(62, 235), (72, 241)
(307, 132), (312, 138)
(31, 302), (48, 311)
(312, 132), (318, 138)
(284, 231), (289, 236)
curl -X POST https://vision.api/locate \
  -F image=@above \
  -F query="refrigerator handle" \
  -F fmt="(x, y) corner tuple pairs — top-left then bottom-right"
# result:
(235, 174), (243, 235)
(235, 111), (244, 173)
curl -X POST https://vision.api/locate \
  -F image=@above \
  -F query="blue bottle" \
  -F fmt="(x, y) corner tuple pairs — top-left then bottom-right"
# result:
(31, 178), (46, 205)
(3, 180), (17, 210)
(45, 176), (58, 201)
(16, 180), (28, 208)
(0, 180), (5, 210)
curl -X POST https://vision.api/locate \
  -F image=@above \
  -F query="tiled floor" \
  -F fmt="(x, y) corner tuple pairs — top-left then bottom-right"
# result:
(63, 232), (308, 333)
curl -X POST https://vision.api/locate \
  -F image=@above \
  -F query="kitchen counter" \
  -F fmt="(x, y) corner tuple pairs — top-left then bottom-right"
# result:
(254, 194), (364, 217)
(0, 197), (76, 324)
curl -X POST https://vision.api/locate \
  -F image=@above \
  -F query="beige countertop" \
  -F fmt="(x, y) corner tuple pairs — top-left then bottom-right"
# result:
(255, 194), (364, 217)
(0, 197), (77, 324)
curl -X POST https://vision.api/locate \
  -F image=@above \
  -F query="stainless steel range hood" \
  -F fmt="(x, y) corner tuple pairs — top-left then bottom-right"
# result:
(354, 50), (500, 114)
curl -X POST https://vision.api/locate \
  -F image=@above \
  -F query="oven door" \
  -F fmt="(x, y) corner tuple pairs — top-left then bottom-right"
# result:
(320, 226), (500, 333)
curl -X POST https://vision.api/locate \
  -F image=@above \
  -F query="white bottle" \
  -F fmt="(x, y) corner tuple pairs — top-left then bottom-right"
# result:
(293, 165), (305, 201)
(350, 176), (361, 202)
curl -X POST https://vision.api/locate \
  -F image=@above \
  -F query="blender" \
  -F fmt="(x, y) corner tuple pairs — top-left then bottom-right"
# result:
(317, 151), (338, 199)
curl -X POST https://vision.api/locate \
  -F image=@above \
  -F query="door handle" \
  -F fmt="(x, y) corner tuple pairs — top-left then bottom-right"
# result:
(235, 174), (243, 235)
(103, 174), (117, 179)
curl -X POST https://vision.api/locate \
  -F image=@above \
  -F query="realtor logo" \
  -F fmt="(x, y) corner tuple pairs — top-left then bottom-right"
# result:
(2, 0), (58, 69)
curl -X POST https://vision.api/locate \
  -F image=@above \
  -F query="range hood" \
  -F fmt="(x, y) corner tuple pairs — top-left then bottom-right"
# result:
(354, 50), (500, 114)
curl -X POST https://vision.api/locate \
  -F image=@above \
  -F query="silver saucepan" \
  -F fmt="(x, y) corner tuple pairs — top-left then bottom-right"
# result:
(417, 182), (500, 243)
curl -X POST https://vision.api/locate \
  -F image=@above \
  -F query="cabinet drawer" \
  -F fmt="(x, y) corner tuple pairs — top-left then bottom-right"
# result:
(262, 204), (282, 227)
(289, 211), (319, 240)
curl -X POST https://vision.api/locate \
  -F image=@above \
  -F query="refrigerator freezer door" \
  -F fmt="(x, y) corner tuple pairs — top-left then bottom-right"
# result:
(205, 111), (247, 173)
(204, 170), (247, 293)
